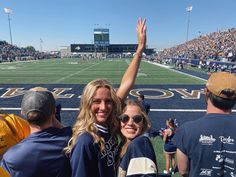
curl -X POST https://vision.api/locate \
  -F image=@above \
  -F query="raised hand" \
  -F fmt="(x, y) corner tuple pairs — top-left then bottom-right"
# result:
(136, 18), (147, 53)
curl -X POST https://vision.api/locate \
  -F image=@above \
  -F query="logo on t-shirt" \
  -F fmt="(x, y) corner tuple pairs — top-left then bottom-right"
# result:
(219, 136), (234, 145)
(215, 154), (224, 163)
(200, 168), (212, 176)
(230, 172), (236, 177)
(101, 137), (118, 166)
(199, 135), (216, 145)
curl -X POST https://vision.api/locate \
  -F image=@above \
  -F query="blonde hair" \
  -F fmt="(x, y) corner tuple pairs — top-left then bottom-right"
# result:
(119, 99), (151, 158)
(65, 79), (121, 154)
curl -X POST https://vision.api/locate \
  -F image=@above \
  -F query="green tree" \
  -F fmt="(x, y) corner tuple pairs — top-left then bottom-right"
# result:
(25, 46), (36, 52)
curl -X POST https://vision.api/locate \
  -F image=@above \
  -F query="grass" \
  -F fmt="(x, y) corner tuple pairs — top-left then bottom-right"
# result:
(151, 136), (180, 177)
(0, 58), (205, 84)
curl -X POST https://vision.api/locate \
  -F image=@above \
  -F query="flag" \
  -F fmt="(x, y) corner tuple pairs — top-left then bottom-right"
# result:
(4, 8), (12, 14)
(186, 6), (193, 12)
(40, 38), (43, 43)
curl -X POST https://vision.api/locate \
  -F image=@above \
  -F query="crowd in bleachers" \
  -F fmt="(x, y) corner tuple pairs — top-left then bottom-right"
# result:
(157, 28), (236, 62)
(0, 40), (58, 62)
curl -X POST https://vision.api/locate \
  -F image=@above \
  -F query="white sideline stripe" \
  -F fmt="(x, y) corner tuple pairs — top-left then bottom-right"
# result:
(55, 62), (101, 82)
(170, 69), (207, 82)
(146, 61), (207, 82)
(1, 107), (236, 112)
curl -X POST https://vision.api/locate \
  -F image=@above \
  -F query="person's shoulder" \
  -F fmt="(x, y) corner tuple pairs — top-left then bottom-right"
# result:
(1, 114), (30, 137)
(72, 132), (97, 154)
(49, 126), (72, 137)
(179, 116), (206, 129)
(130, 135), (151, 147)
(76, 132), (94, 145)
(164, 127), (172, 135)
(143, 101), (150, 107)
(61, 126), (72, 134)
(2, 140), (27, 163)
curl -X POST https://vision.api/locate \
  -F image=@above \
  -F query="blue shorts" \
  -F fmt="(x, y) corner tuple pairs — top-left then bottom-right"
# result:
(164, 142), (177, 154)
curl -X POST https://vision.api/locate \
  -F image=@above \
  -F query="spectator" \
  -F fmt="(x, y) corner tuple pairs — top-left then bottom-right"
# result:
(64, 18), (147, 177)
(117, 99), (157, 177)
(137, 94), (151, 114)
(163, 118), (177, 175)
(0, 114), (30, 159)
(174, 72), (236, 177)
(1, 91), (72, 177)
(30, 86), (62, 122)
(156, 28), (236, 65)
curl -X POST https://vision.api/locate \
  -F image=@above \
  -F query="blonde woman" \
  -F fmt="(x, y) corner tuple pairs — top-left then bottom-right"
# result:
(65, 18), (147, 177)
(117, 99), (157, 177)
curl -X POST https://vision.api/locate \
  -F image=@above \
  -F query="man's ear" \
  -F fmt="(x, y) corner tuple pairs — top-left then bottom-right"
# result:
(204, 88), (208, 96)
(204, 88), (209, 105)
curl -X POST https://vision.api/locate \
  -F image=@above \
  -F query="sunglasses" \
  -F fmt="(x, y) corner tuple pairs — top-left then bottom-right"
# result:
(118, 114), (143, 124)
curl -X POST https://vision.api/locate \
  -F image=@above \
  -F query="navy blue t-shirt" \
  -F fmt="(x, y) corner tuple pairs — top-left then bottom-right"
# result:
(174, 114), (236, 177)
(118, 135), (157, 177)
(70, 124), (118, 177)
(1, 127), (72, 177)
(142, 101), (151, 114)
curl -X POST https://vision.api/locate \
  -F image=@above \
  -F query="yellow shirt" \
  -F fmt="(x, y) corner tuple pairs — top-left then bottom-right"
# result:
(0, 167), (10, 177)
(0, 114), (30, 158)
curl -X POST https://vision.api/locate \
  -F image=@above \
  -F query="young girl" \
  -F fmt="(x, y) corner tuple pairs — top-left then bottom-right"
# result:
(163, 118), (177, 174)
(117, 99), (157, 177)
(65, 18), (147, 177)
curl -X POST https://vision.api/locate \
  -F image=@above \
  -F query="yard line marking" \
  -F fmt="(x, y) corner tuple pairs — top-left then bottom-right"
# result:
(55, 62), (102, 82)
(146, 61), (207, 82)
(1, 107), (236, 112)
(126, 59), (147, 77)
(151, 109), (206, 112)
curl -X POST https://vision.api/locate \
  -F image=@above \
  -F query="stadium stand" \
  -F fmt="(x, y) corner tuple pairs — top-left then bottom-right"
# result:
(0, 40), (59, 62)
(156, 28), (236, 72)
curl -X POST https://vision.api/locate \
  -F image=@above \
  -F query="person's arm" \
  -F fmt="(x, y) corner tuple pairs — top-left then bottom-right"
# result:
(116, 18), (147, 100)
(162, 129), (170, 142)
(176, 148), (189, 177)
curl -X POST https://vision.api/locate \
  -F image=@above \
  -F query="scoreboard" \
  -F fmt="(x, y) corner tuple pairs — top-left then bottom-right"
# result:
(94, 28), (110, 46)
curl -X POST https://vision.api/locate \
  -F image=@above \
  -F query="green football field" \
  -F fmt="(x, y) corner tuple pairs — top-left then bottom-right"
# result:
(0, 58), (205, 85)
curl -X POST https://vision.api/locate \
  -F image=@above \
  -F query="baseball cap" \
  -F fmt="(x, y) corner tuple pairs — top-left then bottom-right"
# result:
(206, 72), (236, 99)
(21, 90), (56, 118)
(30, 86), (57, 99)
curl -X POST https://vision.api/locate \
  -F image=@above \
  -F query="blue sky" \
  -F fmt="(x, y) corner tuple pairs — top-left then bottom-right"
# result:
(1, 0), (236, 51)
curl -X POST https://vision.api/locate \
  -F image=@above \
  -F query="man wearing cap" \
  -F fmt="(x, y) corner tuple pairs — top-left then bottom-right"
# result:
(174, 72), (236, 177)
(0, 90), (72, 177)
(137, 94), (151, 114)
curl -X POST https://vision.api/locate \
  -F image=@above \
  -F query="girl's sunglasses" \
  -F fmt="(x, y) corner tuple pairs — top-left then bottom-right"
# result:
(118, 114), (143, 124)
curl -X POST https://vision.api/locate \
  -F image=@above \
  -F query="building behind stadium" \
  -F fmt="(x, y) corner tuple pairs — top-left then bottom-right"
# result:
(60, 28), (155, 59)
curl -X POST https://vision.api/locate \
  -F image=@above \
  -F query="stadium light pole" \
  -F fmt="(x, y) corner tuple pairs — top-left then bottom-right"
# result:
(40, 38), (43, 52)
(186, 5), (193, 42)
(4, 8), (13, 45)
(94, 24), (99, 58)
(105, 24), (110, 57)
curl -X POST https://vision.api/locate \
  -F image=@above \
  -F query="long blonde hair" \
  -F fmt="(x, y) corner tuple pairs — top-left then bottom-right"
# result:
(65, 79), (121, 154)
(119, 99), (151, 158)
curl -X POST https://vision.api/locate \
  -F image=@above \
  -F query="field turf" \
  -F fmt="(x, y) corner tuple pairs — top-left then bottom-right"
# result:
(0, 58), (205, 84)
